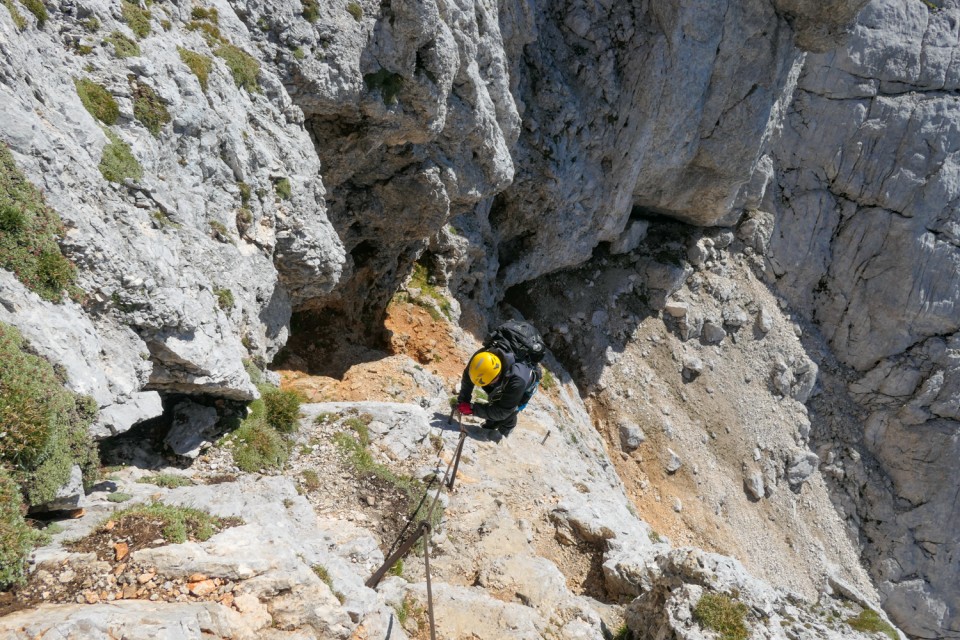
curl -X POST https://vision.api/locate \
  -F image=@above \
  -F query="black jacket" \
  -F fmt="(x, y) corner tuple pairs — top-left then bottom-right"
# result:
(458, 348), (534, 422)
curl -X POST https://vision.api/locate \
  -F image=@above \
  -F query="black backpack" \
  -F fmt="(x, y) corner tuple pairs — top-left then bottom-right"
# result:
(484, 320), (545, 366)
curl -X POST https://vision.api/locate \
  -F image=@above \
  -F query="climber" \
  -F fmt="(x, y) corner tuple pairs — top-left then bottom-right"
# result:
(456, 320), (545, 442)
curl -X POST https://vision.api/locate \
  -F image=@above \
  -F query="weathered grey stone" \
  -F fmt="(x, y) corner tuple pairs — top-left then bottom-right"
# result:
(744, 468), (765, 501)
(666, 449), (682, 474)
(786, 450), (820, 490)
(664, 301), (689, 318)
(702, 322), (727, 344)
(618, 421), (646, 452)
(164, 402), (220, 459)
(682, 355), (704, 381)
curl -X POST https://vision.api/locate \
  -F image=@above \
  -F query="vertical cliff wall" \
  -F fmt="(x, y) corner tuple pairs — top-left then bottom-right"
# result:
(764, 1), (960, 636)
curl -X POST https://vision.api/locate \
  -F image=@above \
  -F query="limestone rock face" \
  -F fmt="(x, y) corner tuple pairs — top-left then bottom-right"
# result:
(764, 1), (960, 635)
(0, 0), (344, 405)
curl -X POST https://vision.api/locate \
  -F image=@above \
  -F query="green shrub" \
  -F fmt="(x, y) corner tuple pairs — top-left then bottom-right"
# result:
(21, 0), (45, 26)
(107, 491), (132, 503)
(847, 609), (898, 640)
(214, 287), (234, 311)
(0, 145), (78, 301)
(363, 68), (402, 105)
(215, 43), (259, 93)
(301, 0), (318, 21)
(131, 79), (170, 137)
(540, 368), (556, 391)
(107, 502), (228, 543)
(75, 78), (118, 125)
(262, 386), (303, 433)
(293, 47), (304, 60)
(301, 469), (320, 491)
(106, 31), (140, 57)
(273, 177), (291, 200)
(99, 130), (143, 184)
(238, 181), (251, 204)
(186, 19), (223, 45)
(0, 468), (44, 589)
(178, 47), (211, 91)
(120, 0), (150, 38)
(137, 473), (193, 488)
(190, 6), (218, 22)
(230, 413), (290, 472)
(693, 593), (749, 640)
(407, 262), (451, 319)
(0, 323), (99, 507)
(3, 0), (26, 29)
(82, 16), (99, 32)
(346, 1), (361, 21)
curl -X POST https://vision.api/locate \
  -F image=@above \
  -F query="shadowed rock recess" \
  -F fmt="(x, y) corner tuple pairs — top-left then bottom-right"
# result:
(0, 0), (956, 637)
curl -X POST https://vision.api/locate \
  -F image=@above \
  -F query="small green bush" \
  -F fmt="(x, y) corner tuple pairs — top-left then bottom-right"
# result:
(273, 177), (291, 200)
(541, 368), (556, 391)
(99, 130), (143, 184)
(186, 19), (223, 45)
(301, 0), (318, 22)
(215, 43), (260, 93)
(82, 16), (99, 32)
(190, 6), (218, 22)
(238, 181), (251, 204)
(107, 502), (228, 543)
(293, 47), (305, 60)
(0, 145), (78, 301)
(0, 323), (99, 507)
(137, 473), (193, 488)
(693, 593), (749, 640)
(107, 491), (132, 503)
(363, 68), (403, 105)
(346, 1), (361, 21)
(131, 79), (170, 137)
(230, 414), (290, 472)
(120, 0), (150, 38)
(262, 387), (303, 433)
(214, 287), (234, 311)
(178, 47), (211, 91)
(75, 78), (119, 125)
(408, 262), (451, 319)
(21, 0), (45, 26)
(301, 469), (320, 491)
(106, 31), (140, 57)
(847, 609), (898, 640)
(0, 468), (44, 589)
(3, 0), (26, 29)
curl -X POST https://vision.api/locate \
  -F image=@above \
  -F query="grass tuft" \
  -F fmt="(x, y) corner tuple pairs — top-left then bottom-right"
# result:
(0, 145), (78, 300)
(262, 386), (303, 433)
(178, 47), (212, 91)
(75, 78), (118, 125)
(106, 31), (140, 57)
(130, 79), (170, 137)
(137, 473), (193, 488)
(3, 0), (26, 29)
(215, 44), (260, 93)
(346, 1), (361, 21)
(21, 0), (45, 26)
(301, 0), (318, 21)
(214, 287), (234, 311)
(120, 0), (150, 38)
(99, 130), (143, 184)
(273, 177), (291, 200)
(106, 502), (231, 543)
(107, 491), (132, 503)
(847, 609), (898, 640)
(693, 593), (749, 640)
(407, 262), (451, 320)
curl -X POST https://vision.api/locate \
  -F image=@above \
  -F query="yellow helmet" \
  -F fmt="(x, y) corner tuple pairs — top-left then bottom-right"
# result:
(468, 351), (502, 386)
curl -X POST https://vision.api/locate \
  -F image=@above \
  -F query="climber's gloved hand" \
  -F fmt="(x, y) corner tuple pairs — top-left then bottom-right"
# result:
(457, 402), (473, 416)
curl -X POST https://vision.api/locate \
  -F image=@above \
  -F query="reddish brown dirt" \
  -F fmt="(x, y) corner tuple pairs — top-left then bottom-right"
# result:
(278, 300), (468, 402)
